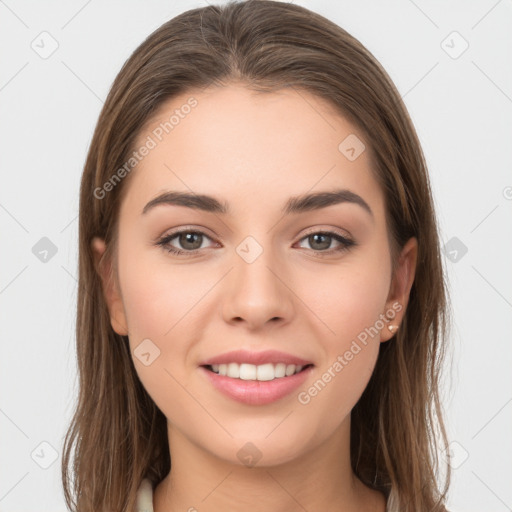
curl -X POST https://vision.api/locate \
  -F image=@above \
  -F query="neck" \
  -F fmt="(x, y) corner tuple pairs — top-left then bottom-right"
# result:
(153, 417), (386, 512)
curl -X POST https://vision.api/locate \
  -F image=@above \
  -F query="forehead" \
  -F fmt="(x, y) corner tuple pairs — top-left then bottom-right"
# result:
(122, 83), (385, 220)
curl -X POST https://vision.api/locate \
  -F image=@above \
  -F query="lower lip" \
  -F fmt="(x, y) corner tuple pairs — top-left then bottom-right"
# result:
(199, 365), (314, 405)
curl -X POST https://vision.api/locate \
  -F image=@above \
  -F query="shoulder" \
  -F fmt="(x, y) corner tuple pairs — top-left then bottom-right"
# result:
(135, 478), (154, 512)
(134, 478), (449, 512)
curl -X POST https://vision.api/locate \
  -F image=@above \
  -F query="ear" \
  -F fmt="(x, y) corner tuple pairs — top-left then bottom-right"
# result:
(380, 237), (417, 342)
(91, 237), (128, 336)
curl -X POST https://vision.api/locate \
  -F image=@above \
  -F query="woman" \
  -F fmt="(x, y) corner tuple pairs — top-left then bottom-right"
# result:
(61, 1), (451, 511)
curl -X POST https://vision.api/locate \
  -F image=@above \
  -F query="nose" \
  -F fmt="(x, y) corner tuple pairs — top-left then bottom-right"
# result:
(222, 243), (295, 331)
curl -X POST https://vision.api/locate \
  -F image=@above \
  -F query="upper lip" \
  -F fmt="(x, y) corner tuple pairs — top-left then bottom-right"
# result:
(199, 349), (314, 367)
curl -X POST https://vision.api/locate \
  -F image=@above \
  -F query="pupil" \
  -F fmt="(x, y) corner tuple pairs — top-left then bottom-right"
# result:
(310, 234), (330, 250)
(180, 232), (202, 250)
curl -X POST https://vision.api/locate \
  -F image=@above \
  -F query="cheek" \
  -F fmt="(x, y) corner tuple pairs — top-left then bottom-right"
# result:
(299, 253), (391, 346)
(292, 251), (390, 414)
(118, 249), (212, 419)
(118, 245), (209, 341)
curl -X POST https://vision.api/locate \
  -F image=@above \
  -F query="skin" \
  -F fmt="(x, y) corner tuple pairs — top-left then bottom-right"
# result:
(92, 82), (417, 512)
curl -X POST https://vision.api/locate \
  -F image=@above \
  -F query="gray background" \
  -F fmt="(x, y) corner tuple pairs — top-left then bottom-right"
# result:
(1, 1), (511, 510)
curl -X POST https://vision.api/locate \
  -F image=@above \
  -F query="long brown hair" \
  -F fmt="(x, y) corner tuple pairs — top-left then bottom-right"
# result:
(61, 1), (451, 510)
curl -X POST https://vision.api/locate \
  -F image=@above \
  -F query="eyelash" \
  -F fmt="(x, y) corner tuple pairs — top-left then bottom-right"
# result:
(155, 227), (356, 258)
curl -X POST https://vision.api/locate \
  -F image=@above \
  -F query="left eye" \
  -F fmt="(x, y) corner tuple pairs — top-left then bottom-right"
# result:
(296, 232), (354, 253)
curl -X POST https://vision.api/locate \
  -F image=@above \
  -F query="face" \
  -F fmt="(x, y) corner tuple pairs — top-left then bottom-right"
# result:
(93, 83), (416, 467)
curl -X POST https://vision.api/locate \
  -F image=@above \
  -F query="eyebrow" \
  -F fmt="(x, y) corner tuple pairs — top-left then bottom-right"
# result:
(141, 188), (373, 218)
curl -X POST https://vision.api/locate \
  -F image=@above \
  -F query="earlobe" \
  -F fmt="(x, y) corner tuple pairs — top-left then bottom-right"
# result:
(381, 237), (418, 342)
(91, 237), (129, 336)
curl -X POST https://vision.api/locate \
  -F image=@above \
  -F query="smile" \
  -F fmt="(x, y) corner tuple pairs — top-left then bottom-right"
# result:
(206, 362), (311, 381)
(200, 364), (314, 405)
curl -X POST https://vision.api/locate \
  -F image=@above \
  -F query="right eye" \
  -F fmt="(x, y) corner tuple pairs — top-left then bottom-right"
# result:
(156, 229), (217, 256)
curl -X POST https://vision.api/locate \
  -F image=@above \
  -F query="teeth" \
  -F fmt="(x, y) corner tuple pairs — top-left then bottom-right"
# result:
(228, 362), (240, 378)
(210, 362), (305, 380)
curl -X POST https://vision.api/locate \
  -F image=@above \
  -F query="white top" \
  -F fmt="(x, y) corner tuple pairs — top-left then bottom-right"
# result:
(135, 478), (400, 511)
(135, 478), (154, 512)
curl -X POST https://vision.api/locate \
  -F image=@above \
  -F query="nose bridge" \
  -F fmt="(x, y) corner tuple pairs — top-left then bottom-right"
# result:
(222, 233), (293, 328)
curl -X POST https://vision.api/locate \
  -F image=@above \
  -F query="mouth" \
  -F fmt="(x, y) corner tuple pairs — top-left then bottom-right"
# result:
(202, 362), (315, 381)
(198, 349), (315, 404)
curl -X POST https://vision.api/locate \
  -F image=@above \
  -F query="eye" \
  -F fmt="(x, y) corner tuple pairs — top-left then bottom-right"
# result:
(155, 228), (356, 258)
(156, 228), (216, 256)
(295, 230), (355, 256)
